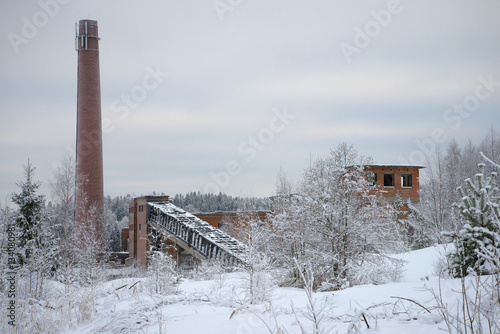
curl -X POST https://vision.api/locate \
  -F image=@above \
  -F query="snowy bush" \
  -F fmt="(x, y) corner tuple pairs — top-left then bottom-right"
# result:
(433, 272), (500, 334)
(73, 205), (108, 286)
(236, 215), (276, 304)
(192, 259), (227, 291)
(146, 251), (180, 295)
(348, 254), (406, 286)
(241, 252), (274, 304)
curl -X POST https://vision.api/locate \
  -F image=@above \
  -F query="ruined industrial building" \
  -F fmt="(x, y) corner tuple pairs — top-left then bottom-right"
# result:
(73, 19), (423, 269)
(121, 164), (423, 268)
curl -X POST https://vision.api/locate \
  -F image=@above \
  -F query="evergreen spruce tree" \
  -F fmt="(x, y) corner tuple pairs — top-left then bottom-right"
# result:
(447, 163), (500, 277)
(11, 160), (48, 266)
(12, 160), (58, 298)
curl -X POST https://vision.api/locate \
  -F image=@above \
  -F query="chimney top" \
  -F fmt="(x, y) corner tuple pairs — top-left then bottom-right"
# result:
(75, 19), (99, 51)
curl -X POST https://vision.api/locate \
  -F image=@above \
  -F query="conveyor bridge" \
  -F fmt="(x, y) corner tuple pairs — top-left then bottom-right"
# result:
(147, 202), (247, 266)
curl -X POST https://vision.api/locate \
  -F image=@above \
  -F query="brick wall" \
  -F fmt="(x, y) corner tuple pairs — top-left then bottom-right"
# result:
(363, 165), (422, 202)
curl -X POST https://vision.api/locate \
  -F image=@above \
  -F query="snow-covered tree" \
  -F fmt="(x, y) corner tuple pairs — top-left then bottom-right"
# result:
(271, 143), (405, 289)
(12, 160), (47, 265)
(173, 192), (270, 212)
(49, 153), (77, 292)
(104, 201), (121, 252)
(146, 251), (179, 295)
(49, 152), (76, 243)
(415, 142), (463, 246)
(236, 212), (274, 304)
(108, 194), (132, 222)
(11, 160), (59, 298)
(268, 168), (308, 286)
(413, 132), (500, 248)
(446, 163), (500, 277)
(479, 127), (500, 176)
(106, 220), (121, 252)
(73, 198), (107, 286)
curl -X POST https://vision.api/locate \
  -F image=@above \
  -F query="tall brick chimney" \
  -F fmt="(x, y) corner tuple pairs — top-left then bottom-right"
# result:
(75, 20), (105, 252)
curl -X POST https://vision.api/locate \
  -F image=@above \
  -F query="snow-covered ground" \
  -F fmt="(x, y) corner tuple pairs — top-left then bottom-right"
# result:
(64, 245), (469, 334)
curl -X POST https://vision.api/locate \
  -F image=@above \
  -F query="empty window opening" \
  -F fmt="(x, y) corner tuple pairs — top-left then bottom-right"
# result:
(384, 174), (395, 187)
(366, 172), (377, 186)
(402, 174), (412, 187)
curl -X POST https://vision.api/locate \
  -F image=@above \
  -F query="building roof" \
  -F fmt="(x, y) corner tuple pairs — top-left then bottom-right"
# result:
(344, 164), (425, 170)
(364, 164), (425, 169)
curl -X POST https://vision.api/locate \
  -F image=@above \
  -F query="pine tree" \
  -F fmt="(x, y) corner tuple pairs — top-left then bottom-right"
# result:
(11, 160), (48, 266)
(447, 163), (500, 277)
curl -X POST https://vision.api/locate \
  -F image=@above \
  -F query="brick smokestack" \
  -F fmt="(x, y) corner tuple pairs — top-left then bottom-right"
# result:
(75, 20), (105, 252)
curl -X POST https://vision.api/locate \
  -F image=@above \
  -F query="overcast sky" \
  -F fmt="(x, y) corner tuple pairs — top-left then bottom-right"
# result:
(1, 0), (499, 201)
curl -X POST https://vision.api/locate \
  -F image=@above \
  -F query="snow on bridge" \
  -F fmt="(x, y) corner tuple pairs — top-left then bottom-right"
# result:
(147, 201), (248, 266)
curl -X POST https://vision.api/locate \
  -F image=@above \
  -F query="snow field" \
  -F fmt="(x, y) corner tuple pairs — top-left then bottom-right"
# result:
(59, 245), (479, 334)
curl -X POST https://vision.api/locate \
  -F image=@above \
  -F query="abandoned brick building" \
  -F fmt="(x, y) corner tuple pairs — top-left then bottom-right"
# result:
(123, 195), (268, 268)
(363, 164), (423, 218)
(121, 164), (423, 268)
(363, 165), (422, 201)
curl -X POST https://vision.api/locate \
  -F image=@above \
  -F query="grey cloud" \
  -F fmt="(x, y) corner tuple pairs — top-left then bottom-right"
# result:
(1, 0), (499, 199)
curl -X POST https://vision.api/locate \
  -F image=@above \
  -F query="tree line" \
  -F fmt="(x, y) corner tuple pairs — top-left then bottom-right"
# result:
(410, 127), (500, 248)
(172, 192), (270, 213)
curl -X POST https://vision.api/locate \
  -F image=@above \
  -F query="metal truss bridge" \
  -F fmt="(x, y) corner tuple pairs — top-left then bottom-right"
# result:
(147, 202), (247, 266)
